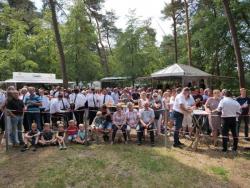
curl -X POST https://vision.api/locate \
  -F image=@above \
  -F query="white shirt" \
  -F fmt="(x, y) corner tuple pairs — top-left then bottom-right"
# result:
(69, 93), (86, 110)
(217, 97), (241, 117)
(111, 92), (120, 105)
(139, 108), (155, 124)
(0, 92), (6, 108)
(50, 98), (62, 114)
(173, 93), (187, 114)
(97, 94), (114, 107)
(186, 95), (195, 107)
(86, 93), (98, 107)
(39, 95), (50, 111)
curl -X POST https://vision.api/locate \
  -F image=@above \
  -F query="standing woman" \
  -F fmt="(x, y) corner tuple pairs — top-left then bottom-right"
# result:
(205, 89), (221, 146)
(138, 91), (148, 109)
(162, 90), (171, 127)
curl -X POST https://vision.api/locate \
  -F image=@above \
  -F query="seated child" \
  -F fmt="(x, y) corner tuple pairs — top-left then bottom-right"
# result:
(67, 120), (78, 142)
(56, 124), (67, 150)
(100, 105), (112, 142)
(75, 124), (86, 144)
(39, 123), (56, 146)
(91, 111), (104, 130)
(21, 123), (40, 152)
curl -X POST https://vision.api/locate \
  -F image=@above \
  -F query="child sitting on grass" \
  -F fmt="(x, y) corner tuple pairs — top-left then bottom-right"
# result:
(75, 124), (86, 145)
(21, 123), (40, 152)
(67, 120), (78, 142)
(56, 124), (67, 150)
(38, 123), (56, 146)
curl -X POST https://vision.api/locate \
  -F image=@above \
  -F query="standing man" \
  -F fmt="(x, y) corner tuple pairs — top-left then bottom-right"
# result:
(172, 87), (192, 148)
(69, 88), (86, 125)
(236, 88), (250, 141)
(6, 90), (24, 145)
(217, 90), (241, 152)
(24, 87), (42, 131)
(39, 89), (50, 127)
(86, 88), (98, 125)
(98, 89), (114, 107)
(0, 89), (6, 133)
(111, 88), (120, 105)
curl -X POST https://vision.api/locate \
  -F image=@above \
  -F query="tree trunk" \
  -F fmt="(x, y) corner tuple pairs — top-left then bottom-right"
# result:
(222, 0), (245, 88)
(171, 0), (178, 64)
(184, 0), (192, 66)
(94, 16), (110, 76)
(48, 0), (68, 88)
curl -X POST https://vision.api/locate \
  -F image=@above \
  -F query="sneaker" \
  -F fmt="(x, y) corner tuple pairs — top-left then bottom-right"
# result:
(178, 142), (185, 146)
(137, 142), (142, 146)
(173, 143), (182, 148)
(21, 145), (28, 152)
(124, 141), (128, 145)
(32, 147), (37, 152)
(59, 145), (63, 150)
(63, 145), (67, 150)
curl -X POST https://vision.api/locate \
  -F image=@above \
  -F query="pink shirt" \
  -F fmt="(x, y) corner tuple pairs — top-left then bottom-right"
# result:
(126, 109), (139, 127)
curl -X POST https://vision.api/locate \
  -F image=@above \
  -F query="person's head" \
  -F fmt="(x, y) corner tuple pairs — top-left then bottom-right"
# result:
(221, 89), (227, 96)
(158, 89), (163, 96)
(74, 87), (80, 94)
(79, 124), (84, 131)
(58, 124), (64, 131)
(20, 87), (28, 95)
(182, 87), (190, 97)
(225, 90), (232, 98)
(140, 91), (146, 99)
(213, 89), (220, 99)
(176, 87), (182, 94)
(200, 88), (204, 95)
(127, 102), (134, 111)
(240, 88), (247, 97)
(152, 93), (158, 100)
(68, 120), (76, 127)
(31, 123), (37, 131)
(12, 90), (19, 100)
(102, 89), (107, 95)
(43, 123), (51, 132)
(96, 111), (102, 117)
(144, 101), (150, 109)
(116, 103), (123, 112)
(39, 89), (44, 96)
(28, 87), (35, 95)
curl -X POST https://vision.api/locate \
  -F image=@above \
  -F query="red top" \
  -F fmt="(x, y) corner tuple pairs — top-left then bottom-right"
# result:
(67, 126), (78, 135)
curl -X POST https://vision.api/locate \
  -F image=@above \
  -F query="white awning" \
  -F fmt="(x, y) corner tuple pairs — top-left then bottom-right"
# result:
(151, 64), (212, 78)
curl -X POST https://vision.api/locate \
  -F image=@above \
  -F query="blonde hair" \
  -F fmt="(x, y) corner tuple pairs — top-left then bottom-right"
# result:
(79, 124), (84, 127)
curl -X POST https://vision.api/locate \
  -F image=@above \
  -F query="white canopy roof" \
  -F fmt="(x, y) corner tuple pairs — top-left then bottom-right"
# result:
(5, 72), (63, 84)
(151, 64), (212, 78)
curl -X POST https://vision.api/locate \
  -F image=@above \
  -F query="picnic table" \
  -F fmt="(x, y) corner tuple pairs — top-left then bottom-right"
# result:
(190, 109), (210, 150)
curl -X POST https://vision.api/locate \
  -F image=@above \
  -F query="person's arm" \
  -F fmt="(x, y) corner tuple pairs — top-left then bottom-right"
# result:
(139, 112), (146, 127)
(146, 110), (155, 126)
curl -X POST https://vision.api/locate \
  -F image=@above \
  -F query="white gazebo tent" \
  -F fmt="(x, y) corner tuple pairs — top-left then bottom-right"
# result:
(151, 64), (212, 87)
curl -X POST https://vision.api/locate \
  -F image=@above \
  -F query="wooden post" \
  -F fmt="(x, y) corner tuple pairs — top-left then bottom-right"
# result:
(4, 109), (9, 152)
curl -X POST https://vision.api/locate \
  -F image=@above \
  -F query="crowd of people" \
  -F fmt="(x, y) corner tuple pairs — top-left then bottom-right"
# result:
(0, 85), (249, 152)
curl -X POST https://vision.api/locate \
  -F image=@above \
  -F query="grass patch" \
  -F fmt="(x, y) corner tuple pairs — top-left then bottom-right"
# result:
(209, 166), (229, 181)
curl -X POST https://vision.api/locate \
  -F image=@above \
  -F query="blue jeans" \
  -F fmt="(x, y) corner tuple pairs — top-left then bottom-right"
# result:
(26, 112), (41, 131)
(173, 111), (184, 145)
(10, 115), (24, 144)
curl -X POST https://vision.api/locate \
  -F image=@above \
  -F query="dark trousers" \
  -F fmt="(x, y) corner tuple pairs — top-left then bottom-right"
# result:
(112, 124), (127, 142)
(137, 123), (154, 144)
(40, 109), (50, 128)
(238, 115), (249, 138)
(0, 110), (5, 132)
(222, 117), (238, 151)
(23, 113), (29, 132)
(88, 107), (98, 125)
(74, 107), (85, 124)
(26, 112), (41, 131)
(173, 111), (184, 145)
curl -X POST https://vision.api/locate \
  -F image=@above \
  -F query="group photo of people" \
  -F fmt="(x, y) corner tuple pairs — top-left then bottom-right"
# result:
(0, 85), (249, 153)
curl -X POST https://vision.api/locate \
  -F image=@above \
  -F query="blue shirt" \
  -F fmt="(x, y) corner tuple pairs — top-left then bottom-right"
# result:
(24, 94), (41, 112)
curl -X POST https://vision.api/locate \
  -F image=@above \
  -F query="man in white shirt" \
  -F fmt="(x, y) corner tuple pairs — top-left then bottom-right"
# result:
(172, 87), (192, 148)
(0, 90), (6, 133)
(86, 88), (98, 125)
(97, 89), (114, 107)
(217, 90), (241, 152)
(39, 89), (50, 125)
(69, 88), (86, 124)
(111, 88), (120, 105)
(138, 101), (155, 146)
